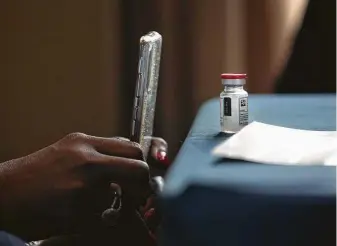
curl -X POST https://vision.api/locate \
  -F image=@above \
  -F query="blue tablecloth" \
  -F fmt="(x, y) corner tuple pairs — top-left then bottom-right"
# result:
(160, 94), (336, 246)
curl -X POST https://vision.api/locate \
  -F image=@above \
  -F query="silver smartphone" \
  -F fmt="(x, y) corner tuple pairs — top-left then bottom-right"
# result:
(130, 31), (162, 160)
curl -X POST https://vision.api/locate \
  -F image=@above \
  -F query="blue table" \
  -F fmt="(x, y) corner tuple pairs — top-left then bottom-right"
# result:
(160, 94), (336, 246)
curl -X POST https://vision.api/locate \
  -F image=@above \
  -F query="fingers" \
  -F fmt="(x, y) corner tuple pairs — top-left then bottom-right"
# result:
(150, 137), (168, 160)
(109, 183), (122, 196)
(88, 153), (149, 180)
(86, 136), (144, 161)
(77, 135), (150, 197)
(81, 153), (150, 205)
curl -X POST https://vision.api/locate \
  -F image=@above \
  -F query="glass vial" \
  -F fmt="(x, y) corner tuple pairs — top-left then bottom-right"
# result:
(220, 73), (248, 133)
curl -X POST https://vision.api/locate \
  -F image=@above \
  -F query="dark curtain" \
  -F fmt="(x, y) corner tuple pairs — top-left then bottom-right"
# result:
(275, 0), (336, 93)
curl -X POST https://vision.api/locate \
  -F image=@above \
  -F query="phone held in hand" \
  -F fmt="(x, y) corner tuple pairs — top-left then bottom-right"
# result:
(130, 31), (162, 160)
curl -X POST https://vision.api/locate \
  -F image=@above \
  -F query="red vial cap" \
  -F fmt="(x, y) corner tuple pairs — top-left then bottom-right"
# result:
(221, 73), (247, 79)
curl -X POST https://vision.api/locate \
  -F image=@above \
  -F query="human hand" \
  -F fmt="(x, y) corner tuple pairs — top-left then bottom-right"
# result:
(0, 133), (151, 241)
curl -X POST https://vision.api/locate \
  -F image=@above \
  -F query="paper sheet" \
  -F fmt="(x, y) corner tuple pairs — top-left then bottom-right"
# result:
(212, 121), (337, 166)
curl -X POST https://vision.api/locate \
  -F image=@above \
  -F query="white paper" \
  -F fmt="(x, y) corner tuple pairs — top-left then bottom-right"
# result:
(212, 121), (337, 166)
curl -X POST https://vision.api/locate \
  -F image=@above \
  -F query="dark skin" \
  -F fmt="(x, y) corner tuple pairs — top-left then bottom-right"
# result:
(0, 132), (167, 242)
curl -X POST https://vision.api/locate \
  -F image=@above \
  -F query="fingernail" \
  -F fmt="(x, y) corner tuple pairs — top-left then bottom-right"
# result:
(156, 151), (166, 161)
(144, 208), (155, 220)
(156, 151), (169, 165)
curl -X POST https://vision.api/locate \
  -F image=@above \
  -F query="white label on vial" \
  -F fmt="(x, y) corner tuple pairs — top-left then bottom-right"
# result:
(220, 95), (248, 133)
(239, 97), (248, 125)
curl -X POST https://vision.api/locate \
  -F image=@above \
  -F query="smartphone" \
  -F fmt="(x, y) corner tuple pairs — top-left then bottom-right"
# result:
(130, 31), (162, 160)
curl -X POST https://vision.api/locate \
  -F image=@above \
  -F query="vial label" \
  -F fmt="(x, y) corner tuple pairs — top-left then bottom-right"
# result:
(239, 97), (248, 125)
(220, 95), (248, 133)
(223, 97), (232, 116)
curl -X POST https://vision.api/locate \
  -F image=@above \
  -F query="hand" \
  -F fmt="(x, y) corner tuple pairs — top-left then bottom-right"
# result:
(0, 133), (149, 241)
(149, 137), (168, 163)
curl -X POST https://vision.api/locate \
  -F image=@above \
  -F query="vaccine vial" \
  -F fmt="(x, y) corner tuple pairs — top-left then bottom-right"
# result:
(220, 73), (248, 133)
